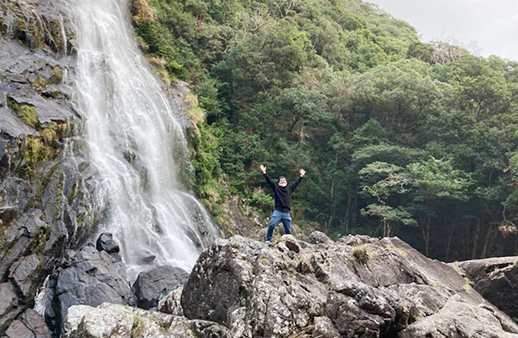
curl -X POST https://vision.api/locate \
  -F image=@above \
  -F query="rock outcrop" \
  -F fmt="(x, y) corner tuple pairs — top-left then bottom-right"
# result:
(176, 234), (518, 337)
(62, 233), (518, 337)
(0, 0), (104, 335)
(453, 256), (518, 321)
(4, 308), (51, 338)
(44, 243), (136, 333)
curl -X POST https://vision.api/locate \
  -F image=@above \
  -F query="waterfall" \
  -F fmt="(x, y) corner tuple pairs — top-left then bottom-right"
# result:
(66, 0), (220, 281)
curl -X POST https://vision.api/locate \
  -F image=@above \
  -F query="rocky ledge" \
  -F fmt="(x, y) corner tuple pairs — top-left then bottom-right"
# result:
(453, 256), (518, 322)
(63, 232), (518, 338)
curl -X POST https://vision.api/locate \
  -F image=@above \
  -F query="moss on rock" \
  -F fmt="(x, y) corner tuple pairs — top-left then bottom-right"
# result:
(19, 104), (39, 128)
(23, 137), (53, 180)
(32, 76), (47, 92)
(41, 128), (58, 144)
(352, 246), (370, 265)
(50, 66), (63, 84)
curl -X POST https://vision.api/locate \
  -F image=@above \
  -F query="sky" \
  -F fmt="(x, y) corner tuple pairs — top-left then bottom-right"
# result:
(367, 0), (518, 61)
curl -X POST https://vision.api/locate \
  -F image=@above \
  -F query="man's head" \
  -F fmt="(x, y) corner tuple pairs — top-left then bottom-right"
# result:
(278, 176), (287, 187)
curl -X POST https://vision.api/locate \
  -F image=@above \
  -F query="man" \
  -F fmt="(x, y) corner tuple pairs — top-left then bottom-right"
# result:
(259, 164), (306, 244)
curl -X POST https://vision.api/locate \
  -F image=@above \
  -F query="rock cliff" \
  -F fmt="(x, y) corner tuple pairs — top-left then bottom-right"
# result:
(0, 0), (103, 335)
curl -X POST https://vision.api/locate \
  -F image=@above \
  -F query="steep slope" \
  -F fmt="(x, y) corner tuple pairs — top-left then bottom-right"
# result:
(0, 1), (99, 334)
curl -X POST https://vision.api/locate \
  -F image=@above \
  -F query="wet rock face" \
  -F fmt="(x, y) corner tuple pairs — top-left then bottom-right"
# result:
(453, 256), (518, 320)
(0, 1), (105, 336)
(132, 265), (189, 310)
(49, 245), (135, 326)
(179, 233), (518, 338)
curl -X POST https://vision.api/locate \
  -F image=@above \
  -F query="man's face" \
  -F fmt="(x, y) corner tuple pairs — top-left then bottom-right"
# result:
(279, 178), (287, 187)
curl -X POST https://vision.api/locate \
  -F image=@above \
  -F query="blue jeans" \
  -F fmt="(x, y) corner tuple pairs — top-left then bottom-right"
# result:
(265, 210), (291, 242)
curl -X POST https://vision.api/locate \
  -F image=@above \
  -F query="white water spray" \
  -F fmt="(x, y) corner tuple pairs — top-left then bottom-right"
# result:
(66, 0), (220, 281)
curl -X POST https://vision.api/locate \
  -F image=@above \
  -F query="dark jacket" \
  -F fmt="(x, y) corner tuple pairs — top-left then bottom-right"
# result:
(263, 173), (303, 212)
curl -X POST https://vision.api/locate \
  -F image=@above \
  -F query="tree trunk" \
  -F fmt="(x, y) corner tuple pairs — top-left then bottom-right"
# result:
(472, 217), (481, 259)
(445, 221), (456, 262)
(481, 225), (496, 258)
(343, 193), (353, 233)
(425, 215), (431, 256)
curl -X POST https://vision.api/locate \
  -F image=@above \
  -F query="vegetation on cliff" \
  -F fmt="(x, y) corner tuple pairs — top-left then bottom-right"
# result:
(132, 0), (518, 261)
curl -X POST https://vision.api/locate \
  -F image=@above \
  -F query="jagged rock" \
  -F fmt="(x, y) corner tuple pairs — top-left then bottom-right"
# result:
(0, 210), (55, 280)
(95, 232), (119, 254)
(308, 230), (332, 244)
(398, 295), (518, 338)
(133, 265), (189, 310)
(453, 256), (518, 320)
(313, 316), (340, 338)
(4, 308), (51, 338)
(62, 303), (228, 338)
(181, 233), (518, 337)
(158, 286), (184, 316)
(0, 283), (19, 333)
(52, 245), (135, 322)
(0, 209), (66, 328)
(282, 234), (301, 253)
(8, 254), (42, 298)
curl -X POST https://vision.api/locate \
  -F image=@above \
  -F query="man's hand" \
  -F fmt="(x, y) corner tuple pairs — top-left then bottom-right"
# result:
(259, 164), (267, 174)
(299, 168), (306, 177)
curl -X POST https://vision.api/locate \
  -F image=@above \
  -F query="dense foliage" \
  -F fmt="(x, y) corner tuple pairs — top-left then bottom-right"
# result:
(132, 0), (518, 260)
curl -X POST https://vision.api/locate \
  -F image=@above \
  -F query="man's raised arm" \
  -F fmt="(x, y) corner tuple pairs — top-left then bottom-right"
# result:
(259, 164), (276, 190)
(290, 168), (306, 192)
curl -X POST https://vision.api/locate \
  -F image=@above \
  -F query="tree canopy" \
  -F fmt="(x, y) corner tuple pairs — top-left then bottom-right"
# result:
(132, 0), (518, 260)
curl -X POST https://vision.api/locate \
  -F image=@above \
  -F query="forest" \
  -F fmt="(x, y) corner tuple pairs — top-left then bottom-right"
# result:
(131, 0), (518, 261)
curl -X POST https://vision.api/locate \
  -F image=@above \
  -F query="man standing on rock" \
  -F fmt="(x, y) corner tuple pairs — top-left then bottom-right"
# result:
(259, 164), (306, 244)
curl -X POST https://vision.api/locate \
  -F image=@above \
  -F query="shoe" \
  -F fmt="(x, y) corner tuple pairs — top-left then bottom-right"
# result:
(265, 240), (271, 245)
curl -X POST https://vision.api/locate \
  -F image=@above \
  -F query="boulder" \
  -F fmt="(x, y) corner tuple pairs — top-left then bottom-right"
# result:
(308, 230), (332, 244)
(95, 232), (120, 254)
(51, 245), (135, 322)
(4, 308), (51, 338)
(181, 233), (518, 337)
(453, 256), (518, 320)
(133, 265), (189, 310)
(157, 286), (184, 316)
(62, 303), (228, 338)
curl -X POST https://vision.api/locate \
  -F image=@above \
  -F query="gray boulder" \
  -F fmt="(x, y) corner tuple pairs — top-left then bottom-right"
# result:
(453, 256), (518, 320)
(133, 265), (189, 310)
(62, 303), (228, 338)
(180, 233), (518, 337)
(95, 232), (119, 254)
(52, 245), (135, 322)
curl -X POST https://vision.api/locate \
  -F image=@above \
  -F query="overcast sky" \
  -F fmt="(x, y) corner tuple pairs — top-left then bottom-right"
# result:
(367, 0), (518, 61)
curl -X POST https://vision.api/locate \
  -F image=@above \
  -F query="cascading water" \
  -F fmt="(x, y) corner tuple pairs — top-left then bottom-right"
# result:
(66, 0), (220, 281)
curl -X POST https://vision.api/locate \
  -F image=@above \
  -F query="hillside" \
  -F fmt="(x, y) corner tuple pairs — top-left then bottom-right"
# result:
(132, 0), (518, 261)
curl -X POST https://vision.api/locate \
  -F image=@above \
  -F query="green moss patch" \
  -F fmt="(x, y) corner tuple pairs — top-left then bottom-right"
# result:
(19, 104), (39, 128)
(23, 137), (53, 180)
(131, 316), (146, 338)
